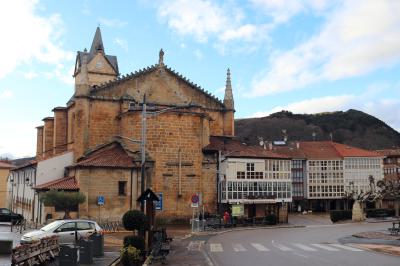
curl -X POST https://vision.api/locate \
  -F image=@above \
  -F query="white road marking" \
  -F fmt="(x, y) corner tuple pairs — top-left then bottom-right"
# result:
(311, 244), (339, 251)
(293, 243), (317, 251)
(251, 243), (270, 251)
(232, 243), (247, 252)
(330, 244), (363, 252)
(273, 243), (293, 251)
(187, 241), (205, 251)
(210, 243), (223, 252)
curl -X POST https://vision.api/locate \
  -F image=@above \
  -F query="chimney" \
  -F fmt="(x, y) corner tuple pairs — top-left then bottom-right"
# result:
(42, 117), (54, 158)
(268, 142), (273, 150)
(36, 126), (44, 160)
(52, 107), (68, 155)
(296, 142), (300, 149)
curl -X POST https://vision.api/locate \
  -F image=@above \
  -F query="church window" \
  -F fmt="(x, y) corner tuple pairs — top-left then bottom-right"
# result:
(118, 181), (127, 196)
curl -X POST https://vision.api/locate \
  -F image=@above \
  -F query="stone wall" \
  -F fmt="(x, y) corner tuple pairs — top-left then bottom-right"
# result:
(75, 167), (138, 220)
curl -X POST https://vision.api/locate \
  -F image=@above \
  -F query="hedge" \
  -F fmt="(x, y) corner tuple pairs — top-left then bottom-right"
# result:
(330, 210), (352, 223)
(365, 208), (395, 218)
(123, 235), (145, 252)
(264, 214), (277, 225)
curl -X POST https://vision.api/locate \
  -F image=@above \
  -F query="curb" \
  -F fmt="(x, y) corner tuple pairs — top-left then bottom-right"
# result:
(190, 224), (305, 237)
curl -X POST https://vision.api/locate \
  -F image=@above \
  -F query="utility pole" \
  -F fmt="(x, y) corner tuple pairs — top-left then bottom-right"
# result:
(140, 94), (147, 212)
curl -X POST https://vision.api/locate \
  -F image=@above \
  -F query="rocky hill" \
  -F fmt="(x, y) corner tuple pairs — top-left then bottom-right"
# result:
(235, 109), (400, 150)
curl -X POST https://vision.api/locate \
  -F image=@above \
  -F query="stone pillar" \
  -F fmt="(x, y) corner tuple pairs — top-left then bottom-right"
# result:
(36, 126), (44, 160)
(352, 201), (365, 222)
(42, 117), (54, 159)
(52, 107), (68, 154)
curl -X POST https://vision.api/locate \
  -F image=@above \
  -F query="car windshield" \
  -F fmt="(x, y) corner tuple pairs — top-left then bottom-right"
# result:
(40, 220), (65, 232)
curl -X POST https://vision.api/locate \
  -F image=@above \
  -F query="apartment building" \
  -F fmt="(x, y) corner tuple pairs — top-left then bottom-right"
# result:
(204, 136), (292, 221)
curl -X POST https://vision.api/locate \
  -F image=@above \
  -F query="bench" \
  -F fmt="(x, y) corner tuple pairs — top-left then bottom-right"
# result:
(388, 222), (400, 236)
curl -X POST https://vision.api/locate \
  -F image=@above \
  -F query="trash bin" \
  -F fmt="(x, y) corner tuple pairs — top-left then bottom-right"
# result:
(89, 233), (104, 257)
(59, 244), (79, 266)
(77, 239), (94, 264)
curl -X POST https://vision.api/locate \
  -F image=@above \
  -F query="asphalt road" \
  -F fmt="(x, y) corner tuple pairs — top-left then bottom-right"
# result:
(204, 222), (399, 266)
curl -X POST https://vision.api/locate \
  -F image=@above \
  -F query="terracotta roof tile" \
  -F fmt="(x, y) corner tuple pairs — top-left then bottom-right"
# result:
(73, 142), (140, 168)
(271, 141), (382, 159)
(376, 149), (400, 157)
(0, 161), (14, 169)
(204, 136), (290, 159)
(34, 176), (78, 190)
(331, 142), (382, 157)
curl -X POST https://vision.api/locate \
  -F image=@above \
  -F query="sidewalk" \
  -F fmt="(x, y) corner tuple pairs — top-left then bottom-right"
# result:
(340, 229), (400, 256)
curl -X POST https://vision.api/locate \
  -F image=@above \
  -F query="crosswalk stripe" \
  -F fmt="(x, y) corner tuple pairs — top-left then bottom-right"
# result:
(210, 243), (223, 252)
(329, 244), (363, 252)
(293, 243), (317, 251)
(251, 243), (270, 251)
(311, 244), (339, 251)
(273, 243), (293, 251)
(232, 243), (247, 252)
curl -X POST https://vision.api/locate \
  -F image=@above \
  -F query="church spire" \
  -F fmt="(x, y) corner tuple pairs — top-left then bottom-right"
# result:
(223, 68), (234, 110)
(90, 27), (104, 54)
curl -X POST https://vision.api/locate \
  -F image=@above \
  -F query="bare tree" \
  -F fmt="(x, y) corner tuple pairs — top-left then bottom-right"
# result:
(377, 179), (400, 217)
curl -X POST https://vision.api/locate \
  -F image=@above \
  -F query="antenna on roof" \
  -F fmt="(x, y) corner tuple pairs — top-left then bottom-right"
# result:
(282, 129), (287, 142)
(258, 136), (267, 150)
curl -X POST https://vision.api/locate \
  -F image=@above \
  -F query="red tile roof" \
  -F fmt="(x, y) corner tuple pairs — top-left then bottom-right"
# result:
(73, 142), (140, 168)
(270, 141), (382, 159)
(331, 142), (382, 157)
(204, 136), (290, 159)
(376, 149), (400, 157)
(34, 176), (78, 190)
(0, 161), (14, 169)
(10, 160), (37, 171)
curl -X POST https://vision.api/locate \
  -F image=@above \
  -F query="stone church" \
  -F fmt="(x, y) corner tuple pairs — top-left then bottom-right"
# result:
(34, 27), (235, 220)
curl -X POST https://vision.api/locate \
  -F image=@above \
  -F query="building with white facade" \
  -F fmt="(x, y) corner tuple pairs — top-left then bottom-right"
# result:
(7, 151), (75, 223)
(272, 141), (384, 211)
(204, 136), (292, 220)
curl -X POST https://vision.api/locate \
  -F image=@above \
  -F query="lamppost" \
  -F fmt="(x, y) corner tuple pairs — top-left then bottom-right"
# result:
(10, 174), (14, 211)
(120, 94), (185, 212)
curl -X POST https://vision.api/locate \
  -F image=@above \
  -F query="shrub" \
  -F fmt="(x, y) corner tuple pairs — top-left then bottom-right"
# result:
(330, 210), (352, 222)
(264, 214), (277, 225)
(365, 208), (395, 218)
(120, 246), (142, 266)
(123, 235), (145, 251)
(122, 210), (149, 233)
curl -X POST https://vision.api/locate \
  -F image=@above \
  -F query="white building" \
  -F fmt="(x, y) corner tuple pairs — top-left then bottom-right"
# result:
(204, 136), (292, 219)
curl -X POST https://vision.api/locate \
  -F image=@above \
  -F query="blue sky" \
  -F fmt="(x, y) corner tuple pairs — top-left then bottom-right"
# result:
(1, 0), (400, 158)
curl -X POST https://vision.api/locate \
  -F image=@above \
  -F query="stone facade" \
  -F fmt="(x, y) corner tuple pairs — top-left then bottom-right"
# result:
(0, 162), (14, 208)
(34, 27), (234, 220)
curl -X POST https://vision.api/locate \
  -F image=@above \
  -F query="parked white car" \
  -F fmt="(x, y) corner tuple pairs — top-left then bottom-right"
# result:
(21, 219), (102, 244)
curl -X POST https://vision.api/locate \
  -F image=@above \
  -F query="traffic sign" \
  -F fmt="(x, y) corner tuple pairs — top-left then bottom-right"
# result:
(191, 194), (199, 208)
(155, 193), (163, 210)
(97, 195), (105, 206)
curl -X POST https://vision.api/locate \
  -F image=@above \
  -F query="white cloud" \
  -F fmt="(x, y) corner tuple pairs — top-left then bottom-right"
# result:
(251, 82), (400, 131)
(0, 0), (74, 81)
(252, 94), (354, 117)
(114, 38), (129, 51)
(99, 18), (128, 28)
(24, 71), (38, 80)
(250, 0), (400, 96)
(0, 90), (14, 99)
(156, 0), (268, 49)
(0, 121), (37, 158)
(251, 0), (335, 24)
